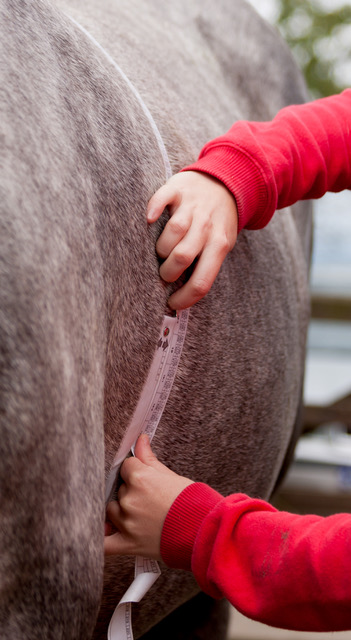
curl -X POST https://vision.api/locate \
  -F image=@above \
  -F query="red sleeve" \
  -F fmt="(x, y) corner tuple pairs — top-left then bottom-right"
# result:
(182, 89), (351, 231)
(160, 483), (351, 632)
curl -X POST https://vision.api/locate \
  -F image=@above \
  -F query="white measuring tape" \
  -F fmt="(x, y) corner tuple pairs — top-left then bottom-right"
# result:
(66, 15), (172, 181)
(105, 311), (189, 502)
(64, 15), (190, 640)
(107, 310), (189, 640)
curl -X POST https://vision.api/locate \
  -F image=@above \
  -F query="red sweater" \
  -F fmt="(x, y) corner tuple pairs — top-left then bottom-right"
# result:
(185, 89), (351, 231)
(160, 90), (351, 631)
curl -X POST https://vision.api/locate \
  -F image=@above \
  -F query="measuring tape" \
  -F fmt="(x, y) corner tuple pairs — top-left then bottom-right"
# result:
(107, 309), (189, 640)
(105, 310), (189, 502)
(108, 556), (161, 640)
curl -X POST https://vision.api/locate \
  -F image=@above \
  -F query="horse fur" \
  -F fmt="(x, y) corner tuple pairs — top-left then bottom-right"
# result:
(0, 0), (312, 637)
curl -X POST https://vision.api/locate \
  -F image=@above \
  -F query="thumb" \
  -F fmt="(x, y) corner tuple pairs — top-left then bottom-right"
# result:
(134, 434), (168, 472)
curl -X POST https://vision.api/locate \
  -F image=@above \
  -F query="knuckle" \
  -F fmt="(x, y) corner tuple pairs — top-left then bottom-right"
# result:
(190, 278), (211, 300)
(132, 469), (144, 485)
(201, 217), (212, 234)
(117, 484), (127, 506)
(155, 240), (168, 259)
(172, 247), (194, 268)
(168, 216), (188, 236)
(123, 457), (135, 471)
(117, 494), (127, 511)
(213, 235), (231, 255)
(127, 464), (148, 487)
(221, 237), (231, 253)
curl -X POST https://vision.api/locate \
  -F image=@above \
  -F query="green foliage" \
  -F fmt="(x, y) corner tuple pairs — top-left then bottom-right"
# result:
(274, 0), (351, 97)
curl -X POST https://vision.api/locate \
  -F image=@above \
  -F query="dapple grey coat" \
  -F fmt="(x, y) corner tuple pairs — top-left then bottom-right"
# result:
(0, 0), (312, 638)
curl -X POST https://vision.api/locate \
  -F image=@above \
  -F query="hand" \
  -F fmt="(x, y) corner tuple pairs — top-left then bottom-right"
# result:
(104, 435), (193, 559)
(147, 171), (238, 310)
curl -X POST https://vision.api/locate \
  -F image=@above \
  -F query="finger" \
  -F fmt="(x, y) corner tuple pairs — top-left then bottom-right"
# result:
(167, 239), (227, 310)
(104, 530), (134, 556)
(158, 219), (207, 282)
(106, 499), (122, 527)
(134, 434), (168, 472)
(147, 183), (180, 223)
(105, 520), (115, 536)
(119, 456), (141, 483)
(116, 480), (128, 504)
(155, 210), (192, 260)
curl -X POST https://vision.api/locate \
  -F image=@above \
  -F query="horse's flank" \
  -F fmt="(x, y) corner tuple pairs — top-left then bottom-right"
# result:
(0, 0), (312, 638)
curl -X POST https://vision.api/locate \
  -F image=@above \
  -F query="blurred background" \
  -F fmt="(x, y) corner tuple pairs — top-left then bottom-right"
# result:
(229, 1), (351, 638)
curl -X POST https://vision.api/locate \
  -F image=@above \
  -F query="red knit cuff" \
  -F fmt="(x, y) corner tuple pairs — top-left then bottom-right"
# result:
(181, 145), (276, 231)
(160, 482), (224, 571)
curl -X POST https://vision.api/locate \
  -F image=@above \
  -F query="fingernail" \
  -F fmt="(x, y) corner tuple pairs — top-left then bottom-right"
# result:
(147, 209), (157, 222)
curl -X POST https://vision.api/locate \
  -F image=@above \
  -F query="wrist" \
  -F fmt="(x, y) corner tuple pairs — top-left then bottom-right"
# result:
(182, 144), (276, 232)
(160, 482), (224, 571)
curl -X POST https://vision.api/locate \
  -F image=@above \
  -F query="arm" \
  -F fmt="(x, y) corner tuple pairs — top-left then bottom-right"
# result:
(187, 88), (351, 231)
(105, 436), (351, 632)
(149, 89), (351, 309)
(162, 483), (351, 632)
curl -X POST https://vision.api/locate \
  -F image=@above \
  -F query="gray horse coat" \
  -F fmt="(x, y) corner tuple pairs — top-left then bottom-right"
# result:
(0, 0), (312, 638)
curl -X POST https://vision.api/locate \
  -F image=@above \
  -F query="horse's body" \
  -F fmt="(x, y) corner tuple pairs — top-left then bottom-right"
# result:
(0, 0), (312, 638)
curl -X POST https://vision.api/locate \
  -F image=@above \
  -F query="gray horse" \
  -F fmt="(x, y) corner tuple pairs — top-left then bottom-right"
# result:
(0, 0), (312, 638)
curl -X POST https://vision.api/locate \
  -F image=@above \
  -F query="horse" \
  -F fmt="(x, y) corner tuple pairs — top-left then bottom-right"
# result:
(0, 0), (312, 637)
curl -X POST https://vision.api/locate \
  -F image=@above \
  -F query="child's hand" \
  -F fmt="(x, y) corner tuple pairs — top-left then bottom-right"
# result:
(147, 171), (238, 310)
(104, 435), (193, 560)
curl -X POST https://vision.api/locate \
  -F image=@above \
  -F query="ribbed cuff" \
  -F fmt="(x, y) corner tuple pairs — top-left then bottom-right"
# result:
(182, 145), (276, 231)
(160, 482), (224, 571)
